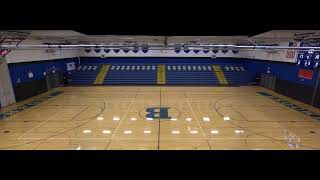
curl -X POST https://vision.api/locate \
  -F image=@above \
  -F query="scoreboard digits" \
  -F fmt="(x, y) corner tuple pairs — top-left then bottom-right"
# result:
(296, 42), (320, 69)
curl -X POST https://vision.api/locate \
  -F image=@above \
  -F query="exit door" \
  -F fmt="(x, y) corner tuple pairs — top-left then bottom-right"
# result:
(260, 74), (277, 90)
(46, 70), (64, 90)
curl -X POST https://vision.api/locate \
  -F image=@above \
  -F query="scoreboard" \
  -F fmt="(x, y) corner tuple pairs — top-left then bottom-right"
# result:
(296, 42), (320, 69)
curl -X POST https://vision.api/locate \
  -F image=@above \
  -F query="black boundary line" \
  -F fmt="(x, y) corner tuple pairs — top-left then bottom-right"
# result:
(184, 92), (213, 150)
(213, 94), (319, 150)
(0, 93), (107, 150)
(104, 89), (140, 150)
(257, 92), (320, 121)
(157, 87), (161, 150)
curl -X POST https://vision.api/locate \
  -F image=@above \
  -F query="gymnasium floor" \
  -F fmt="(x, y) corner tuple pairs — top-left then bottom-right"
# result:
(1, 86), (320, 150)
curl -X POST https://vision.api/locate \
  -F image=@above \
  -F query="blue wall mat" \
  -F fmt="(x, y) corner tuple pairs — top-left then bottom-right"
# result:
(8, 58), (78, 85)
(245, 59), (319, 87)
(7, 57), (319, 88)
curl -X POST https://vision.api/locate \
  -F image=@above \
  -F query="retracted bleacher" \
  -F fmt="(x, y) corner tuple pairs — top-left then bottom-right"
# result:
(104, 64), (157, 85)
(166, 64), (219, 85)
(220, 64), (250, 85)
(69, 63), (250, 86)
(70, 64), (101, 85)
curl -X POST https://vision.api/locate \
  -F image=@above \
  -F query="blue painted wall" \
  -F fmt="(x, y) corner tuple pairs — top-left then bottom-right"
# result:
(245, 59), (319, 87)
(8, 58), (78, 86)
(7, 57), (319, 88)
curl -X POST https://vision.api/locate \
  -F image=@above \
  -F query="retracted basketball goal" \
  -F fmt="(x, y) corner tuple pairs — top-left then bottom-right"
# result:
(0, 31), (30, 60)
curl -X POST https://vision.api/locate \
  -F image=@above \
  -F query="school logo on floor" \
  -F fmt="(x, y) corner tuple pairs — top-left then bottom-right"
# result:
(139, 107), (181, 120)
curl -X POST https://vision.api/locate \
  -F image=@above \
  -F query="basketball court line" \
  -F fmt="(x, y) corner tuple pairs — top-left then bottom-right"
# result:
(16, 137), (300, 140)
(157, 87), (162, 150)
(213, 99), (319, 150)
(184, 92), (212, 150)
(104, 88), (141, 150)
(17, 108), (66, 139)
(1, 86), (320, 150)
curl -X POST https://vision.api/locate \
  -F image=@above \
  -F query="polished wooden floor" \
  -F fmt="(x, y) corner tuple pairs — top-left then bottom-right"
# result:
(1, 86), (320, 150)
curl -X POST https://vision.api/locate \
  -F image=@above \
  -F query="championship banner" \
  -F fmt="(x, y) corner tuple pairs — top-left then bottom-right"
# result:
(286, 41), (298, 59)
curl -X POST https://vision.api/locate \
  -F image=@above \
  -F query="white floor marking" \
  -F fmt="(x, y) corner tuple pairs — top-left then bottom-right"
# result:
(185, 94), (209, 142)
(107, 89), (140, 144)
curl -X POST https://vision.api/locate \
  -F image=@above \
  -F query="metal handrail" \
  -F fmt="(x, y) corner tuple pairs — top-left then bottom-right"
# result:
(1, 44), (320, 51)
